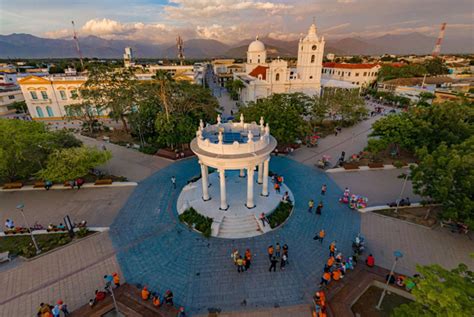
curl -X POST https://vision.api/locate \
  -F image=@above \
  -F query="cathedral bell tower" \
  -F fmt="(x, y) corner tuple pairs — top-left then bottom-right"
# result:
(296, 23), (325, 83)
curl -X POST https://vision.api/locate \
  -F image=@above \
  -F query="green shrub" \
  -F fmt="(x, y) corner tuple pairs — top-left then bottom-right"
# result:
(140, 144), (159, 155)
(76, 227), (89, 238)
(393, 160), (405, 168)
(179, 207), (213, 238)
(268, 202), (293, 228)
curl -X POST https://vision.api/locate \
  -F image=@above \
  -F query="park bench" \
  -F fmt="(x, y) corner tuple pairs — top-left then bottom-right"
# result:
(440, 220), (468, 234)
(94, 179), (113, 185)
(33, 181), (45, 188)
(2, 182), (23, 189)
(343, 163), (359, 170)
(0, 252), (11, 263)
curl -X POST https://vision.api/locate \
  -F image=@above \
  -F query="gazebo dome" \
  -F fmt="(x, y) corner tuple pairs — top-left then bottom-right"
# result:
(248, 37), (265, 52)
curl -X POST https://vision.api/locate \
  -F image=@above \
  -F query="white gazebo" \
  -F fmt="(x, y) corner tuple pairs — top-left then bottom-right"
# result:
(190, 114), (277, 211)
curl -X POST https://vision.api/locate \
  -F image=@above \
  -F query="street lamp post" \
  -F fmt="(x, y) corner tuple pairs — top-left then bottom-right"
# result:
(376, 250), (403, 310)
(394, 173), (409, 214)
(16, 204), (41, 254)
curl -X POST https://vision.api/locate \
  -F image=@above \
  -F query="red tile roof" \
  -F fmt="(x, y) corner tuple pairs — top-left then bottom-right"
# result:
(323, 62), (379, 69)
(249, 66), (269, 80)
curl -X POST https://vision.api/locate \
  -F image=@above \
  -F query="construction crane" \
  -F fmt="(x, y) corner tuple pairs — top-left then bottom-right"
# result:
(71, 20), (84, 69)
(177, 35), (184, 66)
(432, 22), (447, 58)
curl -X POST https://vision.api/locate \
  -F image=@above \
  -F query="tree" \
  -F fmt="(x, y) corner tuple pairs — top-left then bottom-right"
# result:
(0, 120), (81, 181)
(152, 70), (174, 121)
(322, 88), (368, 125)
(238, 93), (311, 145)
(65, 101), (102, 133)
(423, 58), (449, 76)
(37, 146), (111, 182)
(9, 100), (28, 113)
(393, 263), (474, 317)
(346, 56), (363, 64)
(410, 137), (474, 227)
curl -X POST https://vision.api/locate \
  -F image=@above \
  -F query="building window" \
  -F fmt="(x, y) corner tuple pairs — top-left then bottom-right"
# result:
(363, 72), (367, 76)
(41, 91), (48, 100)
(357, 82), (360, 85)
(46, 106), (54, 117)
(59, 90), (67, 100)
(375, 72), (378, 76)
(348, 72), (351, 76)
(8, 95), (15, 100)
(36, 106), (44, 118)
(312, 45), (317, 50)
(309, 76), (313, 79)
(258, 59), (260, 63)
(30, 91), (38, 100)
(275, 73), (280, 81)
(311, 55), (315, 63)
(355, 73), (359, 77)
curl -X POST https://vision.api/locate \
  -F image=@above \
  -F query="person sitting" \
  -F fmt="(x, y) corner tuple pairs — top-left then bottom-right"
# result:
(282, 191), (290, 202)
(141, 286), (150, 300)
(152, 294), (161, 307)
(386, 273), (396, 284)
(332, 269), (342, 281)
(164, 290), (174, 305)
(396, 275), (406, 287)
(44, 180), (53, 190)
(177, 306), (186, 317)
(94, 289), (106, 304)
(47, 223), (56, 231)
(5, 219), (14, 229)
(57, 223), (65, 230)
(259, 213), (268, 227)
(365, 254), (375, 267)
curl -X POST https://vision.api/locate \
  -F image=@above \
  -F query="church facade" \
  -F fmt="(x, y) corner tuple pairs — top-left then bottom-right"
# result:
(234, 23), (325, 103)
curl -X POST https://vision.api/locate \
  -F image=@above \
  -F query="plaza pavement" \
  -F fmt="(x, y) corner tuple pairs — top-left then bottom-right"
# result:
(110, 157), (361, 315)
(0, 232), (121, 316)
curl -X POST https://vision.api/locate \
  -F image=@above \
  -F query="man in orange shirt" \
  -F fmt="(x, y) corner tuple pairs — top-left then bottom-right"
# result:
(267, 245), (274, 261)
(313, 229), (325, 244)
(332, 269), (341, 281)
(329, 241), (336, 257)
(112, 272), (120, 287)
(319, 271), (331, 287)
(141, 286), (150, 300)
(245, 249), (252, 270)
(326, 256), (335, 268)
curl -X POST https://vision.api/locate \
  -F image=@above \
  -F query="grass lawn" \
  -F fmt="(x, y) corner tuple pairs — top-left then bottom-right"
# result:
(352, 285), (413, 317)
(373, 206), (441, 228)
(0, 229), (93, 258)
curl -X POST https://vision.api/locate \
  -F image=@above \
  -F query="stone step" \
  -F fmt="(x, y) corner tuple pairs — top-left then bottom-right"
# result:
(217, 214), (262, 238)
(218, 230), (262, 239)
(219, 226), (260, 234)
(221, 218), (257, 226)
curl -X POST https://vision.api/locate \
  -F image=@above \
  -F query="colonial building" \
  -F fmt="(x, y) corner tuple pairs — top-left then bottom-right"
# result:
(18, 75), (88, 120)
(0, 85), (24, 115)
(322, 63), (380, 88)
(234, 23), (325, 103)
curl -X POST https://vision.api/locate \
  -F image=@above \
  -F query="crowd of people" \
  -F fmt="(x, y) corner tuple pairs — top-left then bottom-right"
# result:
(267, 243), (289, 272)
(231, 248), (253, 272)
(37, 301), (70, 317)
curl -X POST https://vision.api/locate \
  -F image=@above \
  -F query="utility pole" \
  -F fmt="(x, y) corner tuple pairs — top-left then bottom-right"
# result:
(376, 250), (403, 310)
(431, 23), (447, 58)
(16, 204), (41, 254)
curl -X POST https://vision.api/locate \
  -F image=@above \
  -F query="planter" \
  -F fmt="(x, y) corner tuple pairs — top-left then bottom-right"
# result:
(343, 163), (359, 170)
(33, 181), (45, 188)
(3, 182), (23, 189)
(368, 162), (384, 168)
(94, 179), (113, 185)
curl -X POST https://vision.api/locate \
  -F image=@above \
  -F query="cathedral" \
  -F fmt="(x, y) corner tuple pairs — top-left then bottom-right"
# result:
(234, 23), (325, 103)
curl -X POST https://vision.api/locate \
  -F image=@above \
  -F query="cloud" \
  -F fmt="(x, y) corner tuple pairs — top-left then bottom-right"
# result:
(322, 23), (351, 33)
(337, 0), (356, 3)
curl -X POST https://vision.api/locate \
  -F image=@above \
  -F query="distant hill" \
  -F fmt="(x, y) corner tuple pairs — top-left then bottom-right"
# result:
(0, 32), (471, 59)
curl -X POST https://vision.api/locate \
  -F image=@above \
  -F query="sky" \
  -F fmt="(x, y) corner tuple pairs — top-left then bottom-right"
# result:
(0, 0), (473, 44)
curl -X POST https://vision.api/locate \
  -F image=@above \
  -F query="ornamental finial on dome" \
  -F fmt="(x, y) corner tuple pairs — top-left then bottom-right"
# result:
(256, 35), (259, 40)
(199, 119), (204, 131)
(247, 130), (254, 143)
(259, 116), (264, 129)
(240, 113), (244, 125)
(265, 123), (270, 135)
(218, 131), (223, 144)
(217, 114), (221, 125)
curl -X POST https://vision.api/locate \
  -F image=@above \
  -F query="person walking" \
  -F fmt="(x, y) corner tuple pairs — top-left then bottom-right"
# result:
(274, 183), (280, 194)
(171, 176), (176, 189)
(329, 241), (336, 257)
(269, 256), (278, 272)
(282, 244), (289, 265)
(316, 201), (323, 215)
(319, 271), (331, 287)
(236, 256), (245, 273)
(44, 180), (53, 190)
(275, 243), (281, 258)
(313, 229), (325, 244)
(76, 178), (84, 190)
(308, 199), (314, 213)
(267, 245), (274, 261)
(245, 249), (251, 270)
(280, 253), (287, 271)
(103, 274), (113, 288)
(321, 184), (327, 196)
(231, 249), (239, 265)
(259, 213), (268, 227)
(57, 300), (70, 316)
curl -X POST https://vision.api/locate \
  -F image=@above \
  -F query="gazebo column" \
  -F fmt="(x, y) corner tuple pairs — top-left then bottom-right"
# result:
(200, 162), (210, 201)
(261, 158), (270, 197)
(219, 169), (228, 210)
(246, 166), (255, 208)
(257, 162), (263, 184)
(239, 169), (245, 178)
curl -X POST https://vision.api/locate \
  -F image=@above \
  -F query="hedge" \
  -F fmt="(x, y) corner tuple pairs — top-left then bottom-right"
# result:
(179, 207), (213, 238)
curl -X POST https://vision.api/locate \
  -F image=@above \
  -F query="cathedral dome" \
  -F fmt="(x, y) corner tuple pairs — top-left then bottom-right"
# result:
(248, 37), (265, 52)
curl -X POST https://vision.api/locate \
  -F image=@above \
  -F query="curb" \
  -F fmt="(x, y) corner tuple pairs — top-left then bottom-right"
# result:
(0, 182), (137, 193)
(326, 165), (410, 173)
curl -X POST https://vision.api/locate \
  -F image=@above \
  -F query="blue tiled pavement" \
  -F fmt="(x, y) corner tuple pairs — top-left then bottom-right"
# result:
(109, 156), (360, 315)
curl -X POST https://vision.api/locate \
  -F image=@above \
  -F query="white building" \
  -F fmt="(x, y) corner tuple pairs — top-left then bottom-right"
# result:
(123, 47), (134, 68)
(322, 62), (380, 88)
(235, 23), (325, 103)
(0, 87), (25, 114)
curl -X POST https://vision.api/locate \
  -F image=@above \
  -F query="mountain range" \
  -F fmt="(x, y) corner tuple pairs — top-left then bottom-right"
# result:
(0, 32), (471, 59)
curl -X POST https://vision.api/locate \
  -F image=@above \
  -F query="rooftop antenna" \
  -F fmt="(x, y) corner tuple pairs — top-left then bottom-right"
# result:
(432, 22), (446, 58)
(71, 21), (84, 69)
(177, 35), (184, 66)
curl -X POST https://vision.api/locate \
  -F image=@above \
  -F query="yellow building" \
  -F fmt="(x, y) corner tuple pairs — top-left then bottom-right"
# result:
(18, 75), (87, 120)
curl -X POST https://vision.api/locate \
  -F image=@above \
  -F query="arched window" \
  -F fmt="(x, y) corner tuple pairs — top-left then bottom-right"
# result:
(275, 73), (280, 81)
(36, 107), (44, 118)
(46, 106), (54, 117)
(311, 55), (315, 63)
(258, 59), (260, 63)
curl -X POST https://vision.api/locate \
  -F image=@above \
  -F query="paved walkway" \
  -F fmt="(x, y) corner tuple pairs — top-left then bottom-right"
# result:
(110, 157), (360, 315)
(0, 232), (122, 316)
(361, 212), (474, 276)
(0, 186), (134, 228)
(77, 134), (172, 182)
